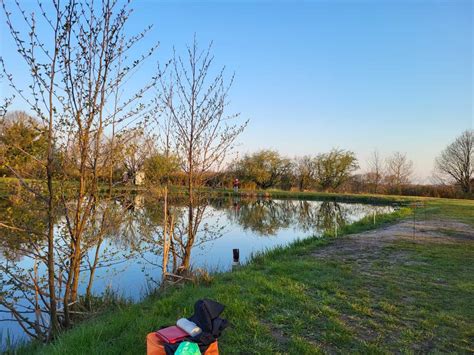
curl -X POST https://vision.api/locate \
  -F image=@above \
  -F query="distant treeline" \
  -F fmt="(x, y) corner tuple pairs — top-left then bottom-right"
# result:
(151, 149), (472, 199)
(1, 112), (472, 199)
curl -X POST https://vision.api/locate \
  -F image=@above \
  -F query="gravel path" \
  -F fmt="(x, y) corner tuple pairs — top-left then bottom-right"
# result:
(312, 218), (474, 262)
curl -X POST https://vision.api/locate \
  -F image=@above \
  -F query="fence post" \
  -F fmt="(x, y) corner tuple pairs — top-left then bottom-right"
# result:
(413, 204), (416, 238)
(232, 248), (240, 266)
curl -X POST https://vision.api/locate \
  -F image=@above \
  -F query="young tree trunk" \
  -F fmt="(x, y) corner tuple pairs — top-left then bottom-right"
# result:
(45, 30), (60, 337)
(162, 185), (169, 278)
(46, 162), (59, 335)
(183, 180), (194, 271)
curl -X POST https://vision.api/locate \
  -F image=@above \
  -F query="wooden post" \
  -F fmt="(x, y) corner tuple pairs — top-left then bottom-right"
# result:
(413, 204), (416, 238)
(233, 249), (240, 264)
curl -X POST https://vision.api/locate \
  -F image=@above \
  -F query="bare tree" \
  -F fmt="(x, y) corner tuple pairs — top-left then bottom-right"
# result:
(366, 150), (384, 193)
(435, 130), (473, 194)
(0, 0), (157, 338)
(156, 37), (247, 270)
(149, 112), (177, 280)
(120, 128), (156, 183)
(295, 155), (316, 191)
(1, 0), (64, 335)
(385, 152), (413, 194)
(0, 71), (13, 118)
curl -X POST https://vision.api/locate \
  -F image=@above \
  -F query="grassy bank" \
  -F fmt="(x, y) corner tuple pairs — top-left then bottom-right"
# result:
(17, 195), (474, 354)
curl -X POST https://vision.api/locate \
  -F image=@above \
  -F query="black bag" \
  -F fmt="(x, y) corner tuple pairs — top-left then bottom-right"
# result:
(189, 299), (228, 345)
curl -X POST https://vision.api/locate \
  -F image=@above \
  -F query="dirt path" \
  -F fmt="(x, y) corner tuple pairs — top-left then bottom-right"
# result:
(307, 218), (474, 352)
(312, 218), (474, 263)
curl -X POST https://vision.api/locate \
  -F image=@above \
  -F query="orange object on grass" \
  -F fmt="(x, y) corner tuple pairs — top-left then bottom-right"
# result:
(146, 333), (219, 355)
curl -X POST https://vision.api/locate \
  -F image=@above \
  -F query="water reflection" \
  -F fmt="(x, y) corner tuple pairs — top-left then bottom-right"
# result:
(0, 194), (393, 346)
(222, 198), (381, 236)
(227, 199), (292, 235)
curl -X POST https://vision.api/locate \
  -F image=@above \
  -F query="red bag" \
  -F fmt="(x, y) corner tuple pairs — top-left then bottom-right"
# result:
(155, 326), (188, 344)
(146, 333), (219, 355)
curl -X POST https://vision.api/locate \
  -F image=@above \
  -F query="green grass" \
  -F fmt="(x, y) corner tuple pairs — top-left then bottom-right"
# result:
(420, 198), (474, 226)
(6, 187), (474, 354)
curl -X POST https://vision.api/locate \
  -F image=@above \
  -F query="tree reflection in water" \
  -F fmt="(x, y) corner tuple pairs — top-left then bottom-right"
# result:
(222, 197), (389, 237)
(224, 198), (292, 235)
(103, 193), (226, 287)
(0, 191), (131, 341)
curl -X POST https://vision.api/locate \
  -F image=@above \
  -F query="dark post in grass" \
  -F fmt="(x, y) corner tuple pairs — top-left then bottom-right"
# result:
(412, 203), (419, 238)
(233, 249), (240, 265)
(413, 206), (416, 238)
(232, 248), (240, 271)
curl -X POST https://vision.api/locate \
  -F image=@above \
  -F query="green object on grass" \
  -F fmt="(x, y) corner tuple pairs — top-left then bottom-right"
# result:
(175, 341), (201, 355)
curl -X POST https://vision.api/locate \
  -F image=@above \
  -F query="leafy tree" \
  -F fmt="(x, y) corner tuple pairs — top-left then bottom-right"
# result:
(435, 130), (473, 194)
(234, 150), (292, 189)
(0, 111), (48, 178)
(314, 149), (358, 191)
(144, 152), (181, 185)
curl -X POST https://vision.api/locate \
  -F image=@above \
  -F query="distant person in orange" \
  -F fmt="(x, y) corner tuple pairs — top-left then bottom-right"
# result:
(233, 178), (240, 193)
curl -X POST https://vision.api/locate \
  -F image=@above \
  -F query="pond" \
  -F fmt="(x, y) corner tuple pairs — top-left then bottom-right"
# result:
(0, 195), (394, 347)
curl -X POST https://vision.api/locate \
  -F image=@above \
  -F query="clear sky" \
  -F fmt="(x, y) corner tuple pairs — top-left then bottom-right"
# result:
(1, 0), (472, 181)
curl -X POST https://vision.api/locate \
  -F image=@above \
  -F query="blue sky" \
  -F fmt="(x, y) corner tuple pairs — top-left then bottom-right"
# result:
(1, 0), (472, 181)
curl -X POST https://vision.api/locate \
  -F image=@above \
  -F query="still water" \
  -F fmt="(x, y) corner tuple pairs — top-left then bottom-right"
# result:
(0, 196), (394, 346)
